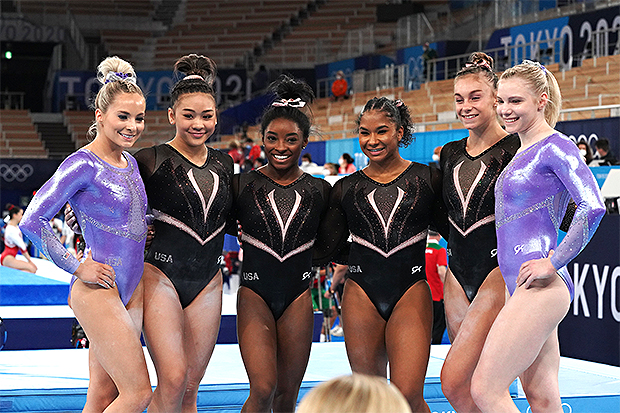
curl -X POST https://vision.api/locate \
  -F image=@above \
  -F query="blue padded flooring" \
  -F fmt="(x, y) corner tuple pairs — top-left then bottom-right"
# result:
(1, 343), (619, 413)
(0, 262), (70, 306)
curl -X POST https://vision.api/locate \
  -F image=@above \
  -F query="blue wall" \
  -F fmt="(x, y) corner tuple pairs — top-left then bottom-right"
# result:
(306, 128), (467, 167)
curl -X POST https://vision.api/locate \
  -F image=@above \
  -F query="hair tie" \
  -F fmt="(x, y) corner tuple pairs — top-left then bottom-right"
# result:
(394, 99), (404, 107)
(104, 72), (136, 84)
(465, 60), (492, 71)
(522, 60), (547, 75)
(183, 74), (205, 81)
(272, 98), (306, 108)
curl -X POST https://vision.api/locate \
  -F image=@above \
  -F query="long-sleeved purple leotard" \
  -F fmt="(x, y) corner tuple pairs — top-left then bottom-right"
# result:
(20, 149), (148, 305)
(495, 132), (605, 299)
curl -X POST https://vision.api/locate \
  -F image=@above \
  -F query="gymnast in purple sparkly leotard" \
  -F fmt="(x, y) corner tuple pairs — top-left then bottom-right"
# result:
(470, 61), (605, 413)
(495, 132), (604, 299)
(20, 148), (148, 305)
(20, 57), (152, 413)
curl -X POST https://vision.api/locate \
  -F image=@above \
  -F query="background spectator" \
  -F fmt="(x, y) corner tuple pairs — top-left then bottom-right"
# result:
(338, 153), (356, 174)
(577, 140), (594, 165)
(331, 70), (349, 101)
(593, 138), (618, 165)
(425, 230), (447, 344)
(422, 42), (437, 81)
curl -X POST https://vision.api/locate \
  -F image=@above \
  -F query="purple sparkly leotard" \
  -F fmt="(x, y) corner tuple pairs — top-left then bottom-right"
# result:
(495, 133), (605, 299)
(20, 149), (148, 306)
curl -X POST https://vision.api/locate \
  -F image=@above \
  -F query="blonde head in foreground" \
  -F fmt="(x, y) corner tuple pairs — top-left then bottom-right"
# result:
(297, 374), (412, 413)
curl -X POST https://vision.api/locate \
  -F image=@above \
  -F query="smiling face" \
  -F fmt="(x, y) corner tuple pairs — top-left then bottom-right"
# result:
(96, 92), (145, 150)
(168, 92), (217, 147)
(454, 74), (498, 131)
(262, 117), (307, 172)
(358, 109), (403, 164)
(497, 77), (547, 135)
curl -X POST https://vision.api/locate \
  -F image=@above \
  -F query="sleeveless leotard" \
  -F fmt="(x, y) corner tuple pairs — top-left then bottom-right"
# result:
(232, 170), (331, 320)
(326, 162), (448, 321)
(495, 133), (605, 299)
(20, 149), (147, 305)
(440, 134), (520, 301)
(135, 144), (233, 308)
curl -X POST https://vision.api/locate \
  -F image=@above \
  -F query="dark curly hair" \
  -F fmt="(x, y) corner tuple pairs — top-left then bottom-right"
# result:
(260, 75), (315, 141)
(354, 97), (415, 147)
(170, 54), (217, 108)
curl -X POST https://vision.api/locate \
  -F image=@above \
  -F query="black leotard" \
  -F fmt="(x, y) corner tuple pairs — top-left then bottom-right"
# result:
(232, 170), (331, 320)
(135, 144), (233, 308)
(323, 162), (447, 321)
(439, 134), (519, 302)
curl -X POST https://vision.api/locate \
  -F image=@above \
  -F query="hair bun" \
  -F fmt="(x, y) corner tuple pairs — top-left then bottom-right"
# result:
(270, 75), (315, 105)
(467, 52), (494, 71)
(174, 54), (217, 87)
(96, 56), (137, 86)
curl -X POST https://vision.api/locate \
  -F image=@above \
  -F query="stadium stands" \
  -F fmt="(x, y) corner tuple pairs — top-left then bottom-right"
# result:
(0, 110), (48, 158)
(1, 0), (618, 156)
(0, 53), (616, 153)
(258, 0), (396, 68)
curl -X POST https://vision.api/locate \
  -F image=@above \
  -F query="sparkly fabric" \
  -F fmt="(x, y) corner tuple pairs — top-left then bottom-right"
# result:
(440, 134), (520, 301)
(20, 149), (148, 305)
(134, 144), (233, 308)
(495, 132), (605, 299)
(231, 170), (331, 320)
(323, 162), (448, 321)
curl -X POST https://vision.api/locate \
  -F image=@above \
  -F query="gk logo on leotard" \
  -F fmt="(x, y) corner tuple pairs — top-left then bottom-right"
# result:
(411, 266), (422, 274)
(348, 265), (362, 273)
(243, 272), (259, 281)
(513, 244), (524, 255)
(490, 249), (497, 258)
(105, 257), (122, 266)
(217, 255), (225, 265)
(154, 252), (173, 263)
(302, 271), (311, 280)
(446, 248), (452, 257)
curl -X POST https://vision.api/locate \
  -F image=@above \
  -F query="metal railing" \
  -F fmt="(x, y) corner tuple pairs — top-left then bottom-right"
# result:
(0, 92), (25, 110)
(318, 23), (619, 98)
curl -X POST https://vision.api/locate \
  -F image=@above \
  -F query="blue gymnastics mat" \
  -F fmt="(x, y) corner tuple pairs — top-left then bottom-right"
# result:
(0, 261), (70, 306)
(1, 343), (619, 412)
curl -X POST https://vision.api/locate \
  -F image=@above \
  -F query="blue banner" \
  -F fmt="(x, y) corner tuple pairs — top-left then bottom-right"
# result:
(485, 5), (620, 69)
(53, 69), (249, 112)
(557, 117), (620, 159)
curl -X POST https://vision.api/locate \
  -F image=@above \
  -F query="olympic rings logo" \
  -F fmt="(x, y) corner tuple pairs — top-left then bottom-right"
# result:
(0, 163), (34, 182)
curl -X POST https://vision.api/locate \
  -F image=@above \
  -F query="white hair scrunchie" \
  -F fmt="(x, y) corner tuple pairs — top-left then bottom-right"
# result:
(104, 72), (137, 84)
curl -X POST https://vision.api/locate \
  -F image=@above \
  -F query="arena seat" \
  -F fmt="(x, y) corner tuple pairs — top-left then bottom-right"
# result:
(0, 110), (48, 158)
(258, 0), (395, 68)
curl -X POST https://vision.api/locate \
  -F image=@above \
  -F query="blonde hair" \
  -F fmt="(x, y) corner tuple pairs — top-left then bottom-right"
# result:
(499, 60), (562, 127)
(297, 374), (412, 413)
(87, 56), (144, 139)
